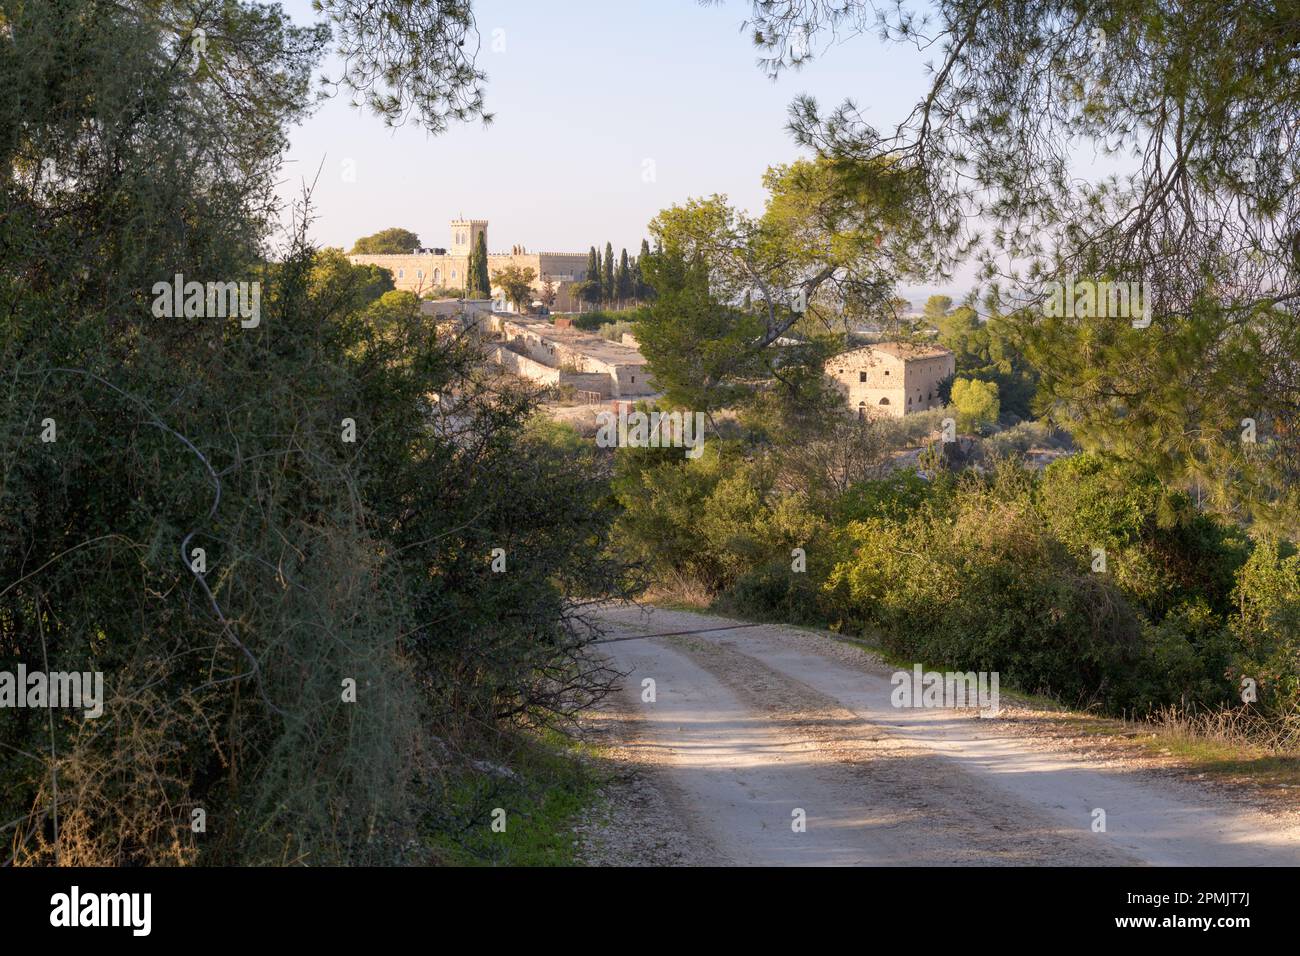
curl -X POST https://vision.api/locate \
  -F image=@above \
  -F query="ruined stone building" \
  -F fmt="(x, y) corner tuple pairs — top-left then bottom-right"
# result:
(490, 316), (655, 400)
(828, 342), (956, 418)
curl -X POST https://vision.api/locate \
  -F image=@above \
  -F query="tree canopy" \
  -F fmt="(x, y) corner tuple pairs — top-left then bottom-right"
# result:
(636, 154), (925, 414)
(492, 264), (538, 312)
(724, 0), (1300, 535)
(0, 0), (632, 865)
(351, 227), (421, 254)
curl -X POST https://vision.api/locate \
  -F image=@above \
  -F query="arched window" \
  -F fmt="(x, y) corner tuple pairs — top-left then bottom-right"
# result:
(397, 269), (404, 279)
(857, 401), (866, 420)
(417, 270), (424, 279)
(879, 397), (890, 405)
(434, 268), (441, 284)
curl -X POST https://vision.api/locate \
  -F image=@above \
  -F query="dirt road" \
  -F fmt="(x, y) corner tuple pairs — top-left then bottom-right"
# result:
(580, 605), (1300, 867)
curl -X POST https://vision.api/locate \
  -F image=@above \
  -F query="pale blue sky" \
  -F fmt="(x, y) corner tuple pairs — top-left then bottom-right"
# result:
(277, 0), (966, 298)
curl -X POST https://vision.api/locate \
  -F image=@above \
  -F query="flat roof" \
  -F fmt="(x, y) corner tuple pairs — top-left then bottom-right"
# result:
(836, 341), (954, 361)
(502, 316), (648, 366)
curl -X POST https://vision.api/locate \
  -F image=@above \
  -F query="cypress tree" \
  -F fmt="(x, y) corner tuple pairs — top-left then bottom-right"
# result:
(584, 246), (601, 310)
(468, 231), (490, 298)
(603, 241), (615, 307)
(637, 238), (654, 300)
(465, 234), (479, 295)
(616, 248), (632, 306)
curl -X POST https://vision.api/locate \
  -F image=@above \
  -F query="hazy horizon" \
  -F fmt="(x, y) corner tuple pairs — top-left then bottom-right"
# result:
(276, 0), (981, 300)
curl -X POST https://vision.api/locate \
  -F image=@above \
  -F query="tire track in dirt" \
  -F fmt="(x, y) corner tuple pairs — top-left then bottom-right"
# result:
(585, 613), (1134, 865)
(659, 630), (1137, 865)
(582, 604), (1300, 866)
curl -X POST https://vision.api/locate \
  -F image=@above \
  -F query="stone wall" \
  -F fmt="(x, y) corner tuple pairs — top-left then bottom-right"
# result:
(489, 347), (613, 398)
(608, 362), (653, 398)
(830, 349), (909, 418)
(901, 354), (955, 413)
(490, 346), (561, 386)
(347, 252), (472, 294)
(346, 219), (592, 304)
(828, 344), (955, 418)
(348, 250), (592, 303)
(560, 371), (612, 397)
(420, 298), (494, 335)
(493, 317), (656, 399)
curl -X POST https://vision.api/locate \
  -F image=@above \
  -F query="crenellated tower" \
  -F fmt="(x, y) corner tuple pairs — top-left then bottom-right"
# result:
(449, 218), (488, 256)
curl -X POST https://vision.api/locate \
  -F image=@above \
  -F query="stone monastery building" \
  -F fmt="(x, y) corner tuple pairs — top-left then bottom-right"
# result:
(346, 219), (589, 308)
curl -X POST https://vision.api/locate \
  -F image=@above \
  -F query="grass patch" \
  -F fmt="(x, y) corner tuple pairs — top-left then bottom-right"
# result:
(1139, 707), (1300, 788)
(1146, 736), (1300, 787)
(425, 729), (601, 866)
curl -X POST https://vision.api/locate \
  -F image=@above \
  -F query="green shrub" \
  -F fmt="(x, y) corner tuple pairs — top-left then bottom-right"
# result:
(599, 320), (638, 342)
(723, 559), (827, 624)
(1230, 540), (1300, 712)
(608, 406), (1286, 720)
(826, 469), (1147, 707)
(951, 377), (1000, 432)
(569, 307), (649, 332)
(1038, 454), (1248, 618)
(0, 2), (632, 865)
(981, 419), (1073, 458)
(832, 471), (951, 524)
(1136, 601), (1237, 710)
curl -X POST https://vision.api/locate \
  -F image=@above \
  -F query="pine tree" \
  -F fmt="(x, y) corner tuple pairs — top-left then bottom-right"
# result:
(603, 241), (615, 307)
(351, 227), (421, 255)
(467, 231), (490, 298)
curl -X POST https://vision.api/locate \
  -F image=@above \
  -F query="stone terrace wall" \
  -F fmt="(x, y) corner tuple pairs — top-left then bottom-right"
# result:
(491, 345), (561, 386)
